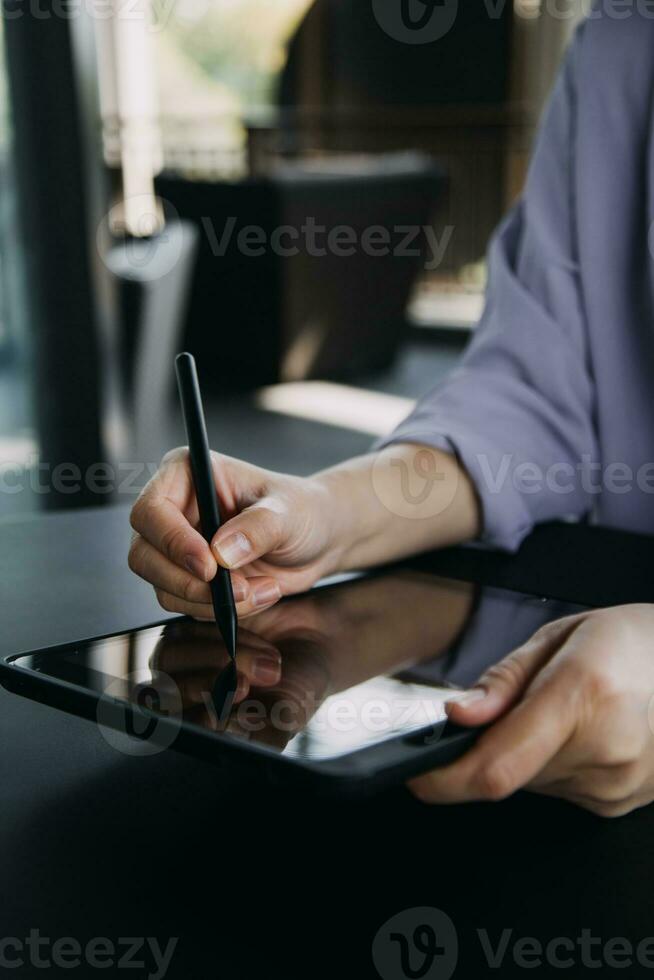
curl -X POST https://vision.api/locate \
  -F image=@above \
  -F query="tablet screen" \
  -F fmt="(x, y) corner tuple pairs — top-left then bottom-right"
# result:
(13, 571), (585, 760)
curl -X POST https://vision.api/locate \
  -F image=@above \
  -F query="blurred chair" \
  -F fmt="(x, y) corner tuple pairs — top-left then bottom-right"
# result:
(156, 152), (445, 393)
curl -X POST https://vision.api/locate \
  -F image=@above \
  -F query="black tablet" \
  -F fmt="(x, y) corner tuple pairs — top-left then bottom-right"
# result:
(0, 569), (587, 796)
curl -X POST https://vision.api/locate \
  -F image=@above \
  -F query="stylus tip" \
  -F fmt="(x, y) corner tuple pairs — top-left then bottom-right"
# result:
(217, 609), (237, 661)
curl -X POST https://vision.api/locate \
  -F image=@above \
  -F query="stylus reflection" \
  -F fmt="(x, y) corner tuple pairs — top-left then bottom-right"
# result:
(149, 621), (283, 729)
(211, 661), (238, 727)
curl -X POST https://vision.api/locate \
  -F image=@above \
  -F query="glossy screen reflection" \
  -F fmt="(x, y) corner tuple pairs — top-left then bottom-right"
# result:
(15, 572), (585, 761)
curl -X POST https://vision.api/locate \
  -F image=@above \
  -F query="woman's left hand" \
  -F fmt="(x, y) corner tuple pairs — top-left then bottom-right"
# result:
(409, 605), (654, 817)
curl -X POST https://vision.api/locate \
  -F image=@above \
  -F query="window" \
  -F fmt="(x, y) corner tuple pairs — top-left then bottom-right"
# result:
(154, 0), (313, 177)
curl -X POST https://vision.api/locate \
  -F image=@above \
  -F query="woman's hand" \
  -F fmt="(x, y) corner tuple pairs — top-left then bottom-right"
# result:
(129, 448), (341, 620)
(128, 444), (479, 621)
(408, 604), (654, 817)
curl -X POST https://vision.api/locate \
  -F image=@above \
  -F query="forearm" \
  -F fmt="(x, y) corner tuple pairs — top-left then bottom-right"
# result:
(314, 443), (481, 573)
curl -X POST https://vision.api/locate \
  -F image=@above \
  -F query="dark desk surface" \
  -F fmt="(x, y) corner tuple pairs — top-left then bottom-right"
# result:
(2, 505), (654, 979)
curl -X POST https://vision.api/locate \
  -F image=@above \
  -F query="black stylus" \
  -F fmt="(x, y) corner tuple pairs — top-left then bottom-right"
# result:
(175, 352), (237, 660)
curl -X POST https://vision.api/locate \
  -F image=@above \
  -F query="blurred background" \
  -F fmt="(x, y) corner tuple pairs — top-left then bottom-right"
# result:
(0, 0), (584, 517)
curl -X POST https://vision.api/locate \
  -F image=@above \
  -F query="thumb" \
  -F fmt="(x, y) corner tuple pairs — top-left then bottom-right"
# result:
(446, 612), (587, 727)
(211, 502), (286, 570)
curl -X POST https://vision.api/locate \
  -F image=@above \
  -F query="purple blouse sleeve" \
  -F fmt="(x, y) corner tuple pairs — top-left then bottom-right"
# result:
(377, 28), (598, 551)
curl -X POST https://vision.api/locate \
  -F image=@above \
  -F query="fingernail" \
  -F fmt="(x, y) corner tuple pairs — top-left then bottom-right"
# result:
(185, 555), (208, 580)
(214, 532), (252, 568)
(450, 687), (487, 710)
(252, 581), (282, 608)
(235, 673), (249, 701)
(231, 579), (249, 603)
(251, 654), (282, 684)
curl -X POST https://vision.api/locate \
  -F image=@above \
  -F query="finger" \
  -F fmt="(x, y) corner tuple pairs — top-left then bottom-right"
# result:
(237, 576), (283, 617)
(211, 502), (287, 571)
(129, 535), (250, 605)
(156, 589), (215, 621)
(446, 612), (588, 728)
(131, 493), (217, 582)
(155, 576), (283, 622)
(408, 667), (579, 804)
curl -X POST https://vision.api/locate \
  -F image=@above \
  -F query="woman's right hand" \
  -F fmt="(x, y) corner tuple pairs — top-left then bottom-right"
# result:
(129, 442), (479, 621)
(128, 448), (342, 620)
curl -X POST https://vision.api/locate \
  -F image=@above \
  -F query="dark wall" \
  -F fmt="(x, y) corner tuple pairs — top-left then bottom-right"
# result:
(280, 0), (512, 109)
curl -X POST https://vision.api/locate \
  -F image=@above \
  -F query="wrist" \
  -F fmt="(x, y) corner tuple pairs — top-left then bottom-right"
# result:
(313, 443), (480, 574)
(311, 455), (386, 575)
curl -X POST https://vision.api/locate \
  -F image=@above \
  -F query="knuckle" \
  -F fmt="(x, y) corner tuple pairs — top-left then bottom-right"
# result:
(527, 614), (578, 648)
(127, 536), (143, 575)
(253, 503), (284, 536)
(601, 767), (640, 801)
(475, 761), (517, 802)
(160, 523), (189, 560)
(581, 798), (632, 819)
(241, 507), (284, 554)
(481, 654), (529, 693)
(602, 766), (638, 806)
(409, 778), (438, 805)
(593, 735), (642, 769)
(531, 620), (559, 643)
(155, 589), (173, 612)
(572, 764), (641, 813)
(182, 573), (201, 604)
(593, 746), (625, 769)
(161, 447), (188, 468)
(129, 494), (150, 532)
(583, 664), (626, 707)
